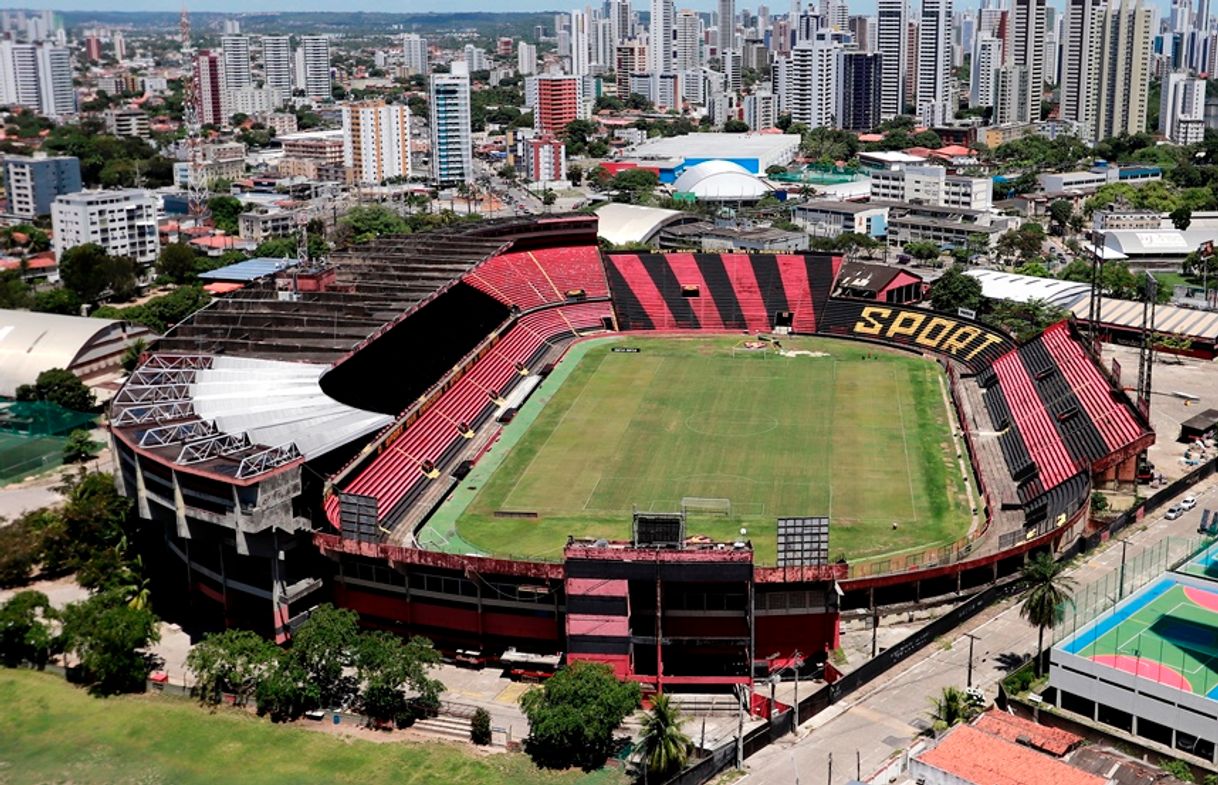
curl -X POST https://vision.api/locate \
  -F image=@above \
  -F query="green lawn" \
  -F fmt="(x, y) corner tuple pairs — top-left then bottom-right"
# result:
(0, 669), (617, 785)
(454, 336), (971, 565)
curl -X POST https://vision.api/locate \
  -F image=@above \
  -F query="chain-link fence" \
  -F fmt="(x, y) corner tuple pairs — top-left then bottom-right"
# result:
(1053, 534), (1215, 646)
(0, 400), (96, 485)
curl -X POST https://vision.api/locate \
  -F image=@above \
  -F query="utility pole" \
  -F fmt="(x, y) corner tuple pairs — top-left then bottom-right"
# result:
(827, 751), (833, 785)
(736, 684), (745, 770)
(1118, 539), (1129, 600)
(965, 633), (978, 688)
(791, 649), (802, 737)
(856, 750), (861, 781)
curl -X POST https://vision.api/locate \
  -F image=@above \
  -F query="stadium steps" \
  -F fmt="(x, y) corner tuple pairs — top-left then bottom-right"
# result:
(640, 254), (701, 329)
(721, 254), (773, 332)
(694, 253), (748, 330)
(748, 255), (791, 325)
(665, 252), (727, 329)
(412, 715), (473, 742)
(774, 255), (817, 333)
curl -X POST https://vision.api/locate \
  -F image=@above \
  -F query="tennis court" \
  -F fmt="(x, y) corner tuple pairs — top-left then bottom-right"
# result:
(1178, 538), (1218, 581)
(1061, 574), (1218, 697)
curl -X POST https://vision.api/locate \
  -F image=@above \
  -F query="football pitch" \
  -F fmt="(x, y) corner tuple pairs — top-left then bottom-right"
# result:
(1061, 576), (1218, 697)
(451, 335), (973, 565)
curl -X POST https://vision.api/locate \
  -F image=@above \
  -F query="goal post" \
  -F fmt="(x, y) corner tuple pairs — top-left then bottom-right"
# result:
(681, 497), (732, 517)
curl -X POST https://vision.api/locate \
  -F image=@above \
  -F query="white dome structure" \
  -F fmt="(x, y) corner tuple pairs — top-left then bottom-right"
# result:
(672, 160), (774, 201)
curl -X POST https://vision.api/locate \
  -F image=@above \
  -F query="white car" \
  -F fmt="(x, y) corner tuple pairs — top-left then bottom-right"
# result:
(1181, 496), (1198, 511)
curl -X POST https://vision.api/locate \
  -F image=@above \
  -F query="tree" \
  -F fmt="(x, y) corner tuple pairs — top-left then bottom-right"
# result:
(471, 707), (492, 745)
(929, 686), (978, 731)
(930, 267), (984, 314)
(996, 222), (1046, 264)
(611, 168), (659, 204)
(1170, 205), (1193, 231)
(541, 189), (557, 207)
(0, 269), (31, 309)
(911, 130), (943, 148)
(904, 240), (942, 263)
(290, 603), (361, 709)
(1013, 261), (1052, 278)
(255, 654), (318, 722)
(1048, 200), (1074, 233)
(62, 429), (99, 464)
(1018, 552), (1076, 676)
(519, 661), (641, 770)
(37, 471), (131, 580)
(15, 368), (96, 411)
(187, 629), (279, 706)
(723, 119), (749, 132)
(563, 118), (599, 155)
(338, 205), (411, 245)
(60, 590), (160, 694)
(33, 287), (81, 315)
(58, 243), (137, 303)
(0, 512), (46, 586)
(354, 630), (443, 727)
(0, 590), (56, 668)
(638, 694), (691, 778)
(157, 243), (198, 283)
(207, 195), (245, 234)
(121, 338), (147, 373)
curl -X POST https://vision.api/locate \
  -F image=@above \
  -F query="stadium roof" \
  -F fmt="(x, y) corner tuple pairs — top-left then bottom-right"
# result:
(629, 132), (800, 169)
(673, 160), (773, 200)
(594, 203), (688, 246)
(965, 269), (1092, 309)
(1072, 296), (1218, 342)
(198, 256), (300, 283)
(0, 309), (133, 398)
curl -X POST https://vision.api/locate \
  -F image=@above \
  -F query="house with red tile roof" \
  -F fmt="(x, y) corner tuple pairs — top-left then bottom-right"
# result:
(911, 724), (1109, 785)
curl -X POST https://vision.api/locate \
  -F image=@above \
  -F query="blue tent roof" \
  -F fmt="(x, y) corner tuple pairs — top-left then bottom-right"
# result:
(198, 257), (299, 283)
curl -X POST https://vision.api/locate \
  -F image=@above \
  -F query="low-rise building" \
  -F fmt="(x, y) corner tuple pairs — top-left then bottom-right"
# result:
(256, 112), (298, 136)
(1092, 208), (1161, 232)
(1038, 163), (1162, 194)
(238, 204), (313, 243)
(519, 134), (566, 183)
(791, 199), (889, 238)
(881, 201), (1018, 250)
(870, 165), (992, 211)
(104, 108), (150, 138)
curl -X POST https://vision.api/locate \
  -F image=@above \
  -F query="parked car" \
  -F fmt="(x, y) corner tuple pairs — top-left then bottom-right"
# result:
(1181, 496), (1198, 511)
(1165, 505), (1184, 520)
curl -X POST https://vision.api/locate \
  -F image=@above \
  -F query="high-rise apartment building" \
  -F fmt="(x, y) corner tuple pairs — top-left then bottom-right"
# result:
(1007, 0), (1045, 123)
(838, 50), (883, 130)
(342, 101), (411, 185)
(1160, 71), (1206, 145)
(530, 74), (584, 134)
(571, 9), (591, 76)
(221, 34), (252, 91)
(611, 0), (633, 44)
(916, 0), (952, 126)
(876, 0), (907, 119)
(1061, 0), (1152, 142)
(783, 30), (849, 128)
(518, 42), (538, 75)
(0, 41), (73, 117)
(296, 35), (331, 100)
(676, 10), (702, 72)
(193, 50), (226, 127)
(262, 36), (293, 91)
(402, 33), (429, 75)
(51, 189), (160, 267)
(970, 33), (1001, 108)
(4, 154), (81, 218)
(650, 0), (675, 73)
(744, 89), (777, 129)
(616, 42), (647, 96)
(430, 64), (473, 186)
(719, 0), (736, 52)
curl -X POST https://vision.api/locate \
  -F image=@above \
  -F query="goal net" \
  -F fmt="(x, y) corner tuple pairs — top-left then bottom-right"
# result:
(681, 497), (732, 517)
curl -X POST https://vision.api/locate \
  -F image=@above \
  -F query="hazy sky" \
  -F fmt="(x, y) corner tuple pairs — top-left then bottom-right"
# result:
(15, 0), (1163, 22)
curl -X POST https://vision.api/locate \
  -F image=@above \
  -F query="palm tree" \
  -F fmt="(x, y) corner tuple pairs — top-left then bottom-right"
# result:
(1019, 552), (1076, 676)
(929, 686), (976, 731)
(637, 694), (691, 780)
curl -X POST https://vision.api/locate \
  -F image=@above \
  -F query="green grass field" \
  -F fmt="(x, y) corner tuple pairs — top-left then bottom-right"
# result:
(454, 336), (972, 565)
(0, 669), (620, 785)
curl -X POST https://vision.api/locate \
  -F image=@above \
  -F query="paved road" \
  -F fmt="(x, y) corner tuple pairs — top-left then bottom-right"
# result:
(744, 478), (1218, 785)
(0, 481), (63, 521)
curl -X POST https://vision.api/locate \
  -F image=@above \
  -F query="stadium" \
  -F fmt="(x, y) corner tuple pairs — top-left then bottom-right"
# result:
(109, 215), (1154, 689)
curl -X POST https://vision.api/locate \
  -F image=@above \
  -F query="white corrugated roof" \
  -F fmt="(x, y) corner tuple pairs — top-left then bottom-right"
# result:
(191, 357), (392, 459)
(594, 203), (685, 246)
(0, 309), (123, 398)
(1072, 297), (1218, 341)
(964, 269), (1092, 309)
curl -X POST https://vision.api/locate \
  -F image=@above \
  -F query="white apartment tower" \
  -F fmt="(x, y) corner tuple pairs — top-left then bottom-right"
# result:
(1160, 71), (1206, 145)
(1007, 0), (1046, 123)
(402, 34), (429, 75)
(719, 0), (736, 52)
(262, 36), (293, 91)
(1061, 0), (1153, 142)
(220, 34), (252, 90)
(916, 0), (952, 126)
(0, 41), (74, 117)
(430, 64), (474, 186)
(650, 0), (676, 73)
(877, 0), (907, 119)
(676, 10), (702, 72)
(784, 31), (849, 128)
(518, 42), (538, 75)
(970, 33), (1000, 108)
(296, 35), (331, 100)
(342, 101), (411, 184)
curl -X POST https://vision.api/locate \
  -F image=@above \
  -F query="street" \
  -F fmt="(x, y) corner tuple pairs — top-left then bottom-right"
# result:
(744, 477), (1218, 784)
